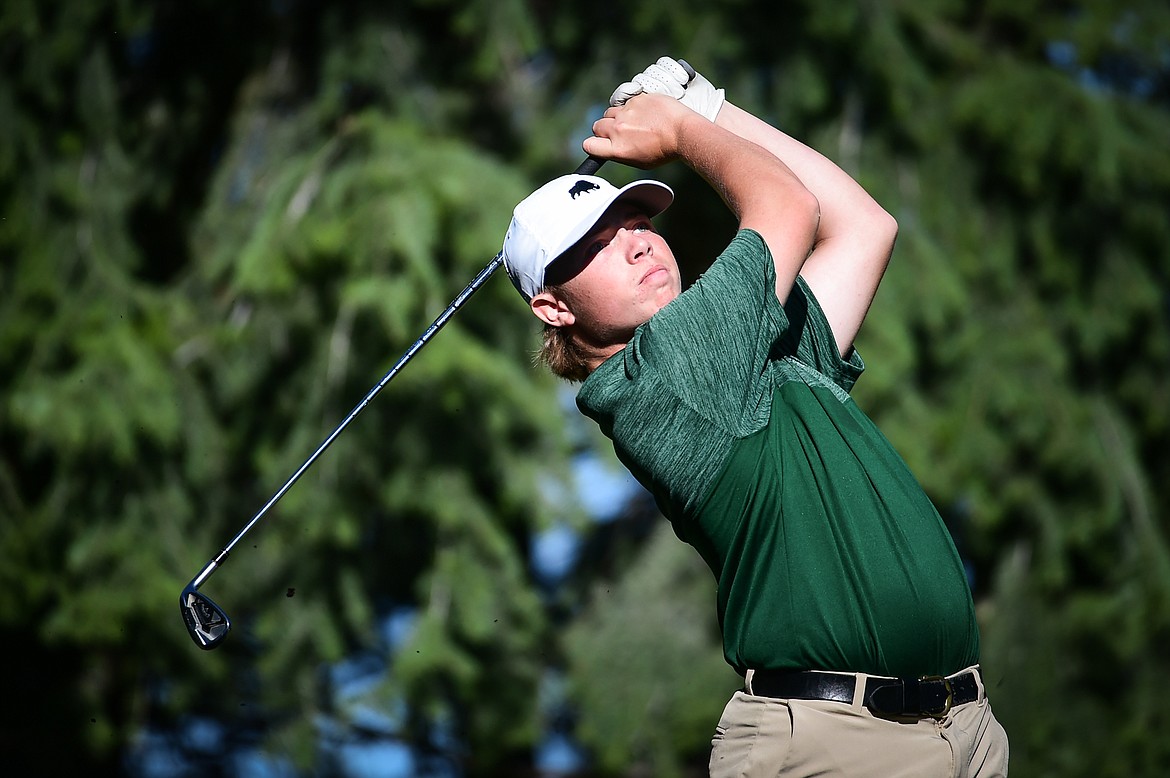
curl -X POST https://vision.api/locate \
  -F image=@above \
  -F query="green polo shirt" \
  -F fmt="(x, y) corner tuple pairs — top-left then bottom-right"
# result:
(577, 229), (978, 678)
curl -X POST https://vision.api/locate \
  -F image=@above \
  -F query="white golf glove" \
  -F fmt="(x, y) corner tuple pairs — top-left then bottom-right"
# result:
(609, 56), (725, 122)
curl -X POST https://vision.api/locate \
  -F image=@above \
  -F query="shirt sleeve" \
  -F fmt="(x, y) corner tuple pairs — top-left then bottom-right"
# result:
(630, 230), (863, 431)
(784, 276), (866, 394)
(626, 229), (793, 436)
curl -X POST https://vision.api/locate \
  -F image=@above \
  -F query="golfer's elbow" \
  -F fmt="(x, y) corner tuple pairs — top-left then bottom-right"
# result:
(872, 205), (898, 255)
(841, 200), (897, 274)
(849, 194), (897, 254)
(788, 185), (822, 251)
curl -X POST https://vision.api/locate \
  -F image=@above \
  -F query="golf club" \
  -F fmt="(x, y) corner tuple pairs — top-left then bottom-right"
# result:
(178, 155), (610, 650)
(180, 61), (696, 649)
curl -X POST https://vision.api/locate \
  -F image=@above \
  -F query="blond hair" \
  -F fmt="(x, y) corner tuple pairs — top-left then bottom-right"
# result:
(531, 280), (593, 382)
(538, 322), (591, 383)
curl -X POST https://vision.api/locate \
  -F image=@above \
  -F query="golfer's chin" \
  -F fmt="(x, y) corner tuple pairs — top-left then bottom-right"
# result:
(641, 280), (682, 314)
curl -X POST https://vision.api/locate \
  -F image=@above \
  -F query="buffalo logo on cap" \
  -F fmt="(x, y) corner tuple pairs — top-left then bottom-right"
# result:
(568, 180), (601, 199)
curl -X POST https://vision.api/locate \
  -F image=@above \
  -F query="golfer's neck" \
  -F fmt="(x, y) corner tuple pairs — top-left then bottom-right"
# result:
(584, 341), (627, 375)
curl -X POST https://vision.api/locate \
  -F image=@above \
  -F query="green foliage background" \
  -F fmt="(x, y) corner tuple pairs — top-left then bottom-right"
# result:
(2, 1), (1168, 775)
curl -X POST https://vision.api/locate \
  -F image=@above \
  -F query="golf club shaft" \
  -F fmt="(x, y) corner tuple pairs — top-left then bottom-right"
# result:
(187, 154), (606, 593)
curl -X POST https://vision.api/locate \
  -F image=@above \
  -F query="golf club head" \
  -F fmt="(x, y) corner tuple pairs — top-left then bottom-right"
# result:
(180, 586), (231, 649)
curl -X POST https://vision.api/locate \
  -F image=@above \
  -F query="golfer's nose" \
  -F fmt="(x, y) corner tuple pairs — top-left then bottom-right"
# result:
(618, 228), (650, 263)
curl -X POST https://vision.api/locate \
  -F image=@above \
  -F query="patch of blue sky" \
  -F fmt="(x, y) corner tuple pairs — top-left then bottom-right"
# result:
(331, 652), (388, 699)
(334, 740), (416, 778)
(534, 732), (588, 776)
(572, 451), (643, 522)
(380, 606), (419, 650)
(231, 750), (298, 777)
(531, 523), (580, 585)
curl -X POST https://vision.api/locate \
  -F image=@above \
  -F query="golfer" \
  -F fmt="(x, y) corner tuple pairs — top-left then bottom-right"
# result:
(502, 58), (1008, 777)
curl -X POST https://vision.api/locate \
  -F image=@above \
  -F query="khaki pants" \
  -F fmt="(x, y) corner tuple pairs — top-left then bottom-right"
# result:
(709, 667), (1009, 777)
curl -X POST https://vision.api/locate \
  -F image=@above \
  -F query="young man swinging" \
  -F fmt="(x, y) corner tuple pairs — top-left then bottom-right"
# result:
(501, 57), (1008, 777)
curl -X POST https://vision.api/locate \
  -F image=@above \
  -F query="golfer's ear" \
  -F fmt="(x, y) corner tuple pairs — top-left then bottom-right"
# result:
(530, 292), (575, 327)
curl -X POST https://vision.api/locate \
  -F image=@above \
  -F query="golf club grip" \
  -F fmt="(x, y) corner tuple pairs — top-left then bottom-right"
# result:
(575, 156), (604, 176)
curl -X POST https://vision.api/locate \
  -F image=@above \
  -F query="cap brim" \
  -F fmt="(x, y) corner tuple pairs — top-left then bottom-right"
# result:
(609, 179), (674, 221)
(546, 179), (674, 279)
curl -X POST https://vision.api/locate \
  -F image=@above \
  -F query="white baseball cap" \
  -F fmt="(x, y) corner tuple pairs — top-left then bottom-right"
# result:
(502, 174), (674, 301)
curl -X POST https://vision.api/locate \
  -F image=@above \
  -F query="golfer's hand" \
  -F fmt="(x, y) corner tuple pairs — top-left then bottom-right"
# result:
(582, 93), (699, 169)
(610, 56), (725, 122)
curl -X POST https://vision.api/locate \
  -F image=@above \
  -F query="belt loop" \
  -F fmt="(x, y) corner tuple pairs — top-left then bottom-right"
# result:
(744, 669), (756, 695)
(852, 673), (868, 713)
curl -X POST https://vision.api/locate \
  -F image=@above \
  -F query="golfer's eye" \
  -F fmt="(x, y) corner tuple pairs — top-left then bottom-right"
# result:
(583, 240), (606, 259)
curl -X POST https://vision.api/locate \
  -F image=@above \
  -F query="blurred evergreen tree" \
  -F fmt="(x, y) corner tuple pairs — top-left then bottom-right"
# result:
(1, 1), (575, 774)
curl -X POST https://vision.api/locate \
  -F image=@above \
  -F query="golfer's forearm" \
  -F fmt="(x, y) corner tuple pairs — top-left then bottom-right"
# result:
(715, 102), (892, 239)
(711, 102), (897, 353)
(675, 113), (820, 296)
(678, 114), (816, 223)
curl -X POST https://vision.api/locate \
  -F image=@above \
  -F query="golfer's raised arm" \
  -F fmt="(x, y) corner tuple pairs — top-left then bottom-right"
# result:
(612, 57), (896, 357)
(714, 102), (897, 357)
(584, 94), (820, 303)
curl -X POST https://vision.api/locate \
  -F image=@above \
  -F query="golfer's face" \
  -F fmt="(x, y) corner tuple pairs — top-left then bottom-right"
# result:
(551, 208), (681, 343)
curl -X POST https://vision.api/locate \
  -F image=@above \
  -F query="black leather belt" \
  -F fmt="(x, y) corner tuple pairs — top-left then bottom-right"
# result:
(748, 668), (980, 718)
